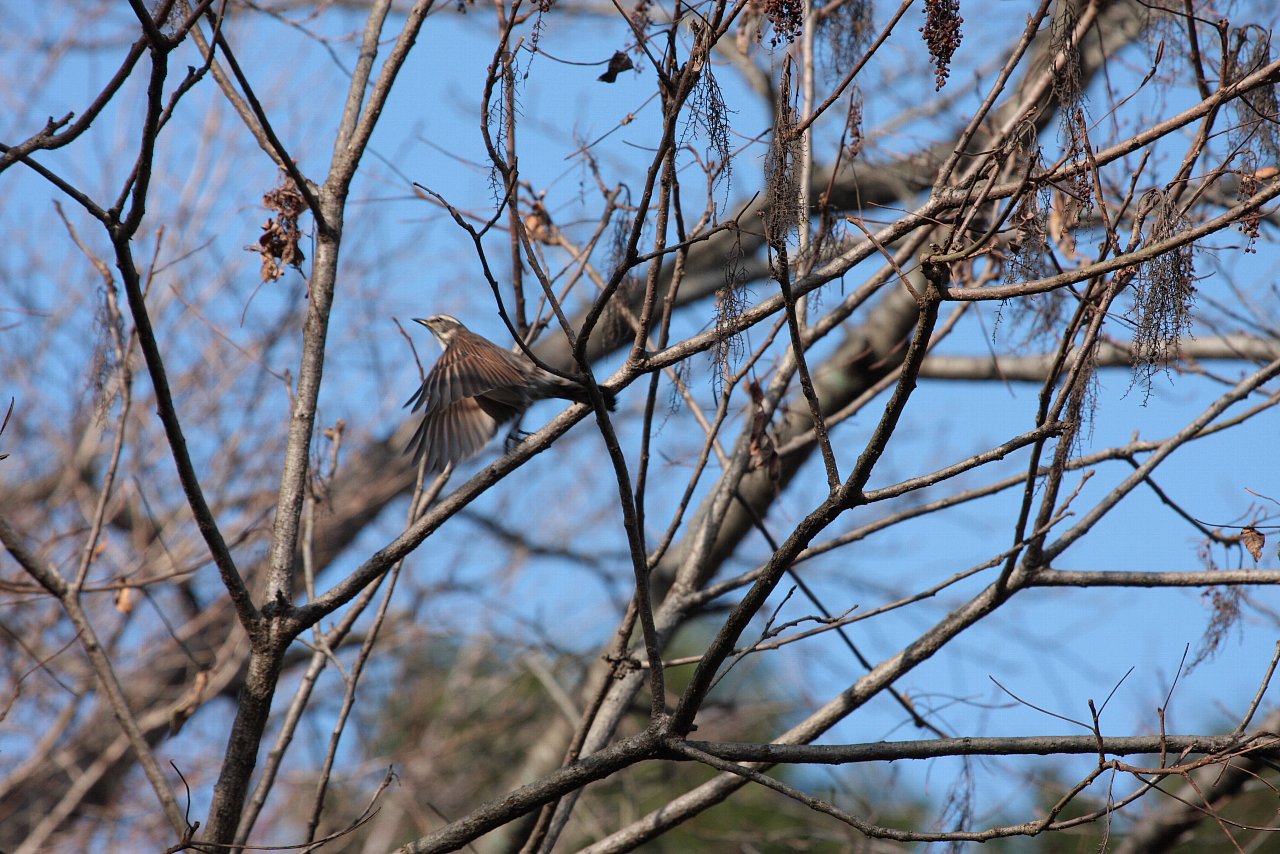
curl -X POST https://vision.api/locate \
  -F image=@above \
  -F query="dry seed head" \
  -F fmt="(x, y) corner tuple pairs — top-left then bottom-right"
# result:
(920, 0), (963, 90)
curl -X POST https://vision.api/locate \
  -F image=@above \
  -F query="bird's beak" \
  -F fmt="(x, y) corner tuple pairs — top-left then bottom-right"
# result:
(412, 317), (430, 328)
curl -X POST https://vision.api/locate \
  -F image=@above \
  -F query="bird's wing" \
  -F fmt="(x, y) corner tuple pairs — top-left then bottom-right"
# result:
(404, 334), (528, 412)
(405, 397), (499, 471)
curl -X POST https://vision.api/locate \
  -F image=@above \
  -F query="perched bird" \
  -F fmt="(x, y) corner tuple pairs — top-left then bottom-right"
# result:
(404, 315), (616, 471)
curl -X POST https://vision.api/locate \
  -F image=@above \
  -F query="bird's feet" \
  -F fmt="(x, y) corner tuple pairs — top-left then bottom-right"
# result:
(503, 428), (532, 453)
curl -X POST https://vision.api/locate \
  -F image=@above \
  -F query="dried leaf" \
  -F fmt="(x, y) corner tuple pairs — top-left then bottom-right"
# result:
(249, 175), (307, 283)
(747, 381), (781, 486)
(1048, 190), (1081, 262)
(1241, 525), (1265, 562)
(597, 51), (633, 83)
(524, 201), (555, 244)
(114, 586), (134, 615)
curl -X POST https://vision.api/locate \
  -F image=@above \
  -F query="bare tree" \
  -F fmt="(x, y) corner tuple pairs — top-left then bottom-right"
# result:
(2, 0), (1279, 851)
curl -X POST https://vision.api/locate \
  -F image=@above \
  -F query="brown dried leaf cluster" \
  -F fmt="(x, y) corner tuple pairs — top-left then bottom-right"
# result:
(523, 198), (556, 243)
(841, 88), (864, 162)
(747, 379), (781, 485)
(251, 176), (307, 284)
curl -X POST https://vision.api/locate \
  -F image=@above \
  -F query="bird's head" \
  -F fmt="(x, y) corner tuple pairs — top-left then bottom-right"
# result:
(413, 314), (466, 348)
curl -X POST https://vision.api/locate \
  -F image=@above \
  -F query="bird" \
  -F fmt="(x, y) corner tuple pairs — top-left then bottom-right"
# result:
(403, 314), (616, 471)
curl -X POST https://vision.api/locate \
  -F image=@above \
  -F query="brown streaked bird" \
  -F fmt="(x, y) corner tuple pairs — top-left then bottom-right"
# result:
(404, 315), (616, 471)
